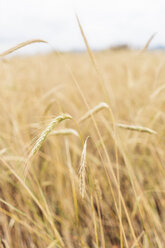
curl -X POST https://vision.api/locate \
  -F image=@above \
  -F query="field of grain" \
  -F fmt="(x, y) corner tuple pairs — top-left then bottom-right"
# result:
(0, 48), (164, 248)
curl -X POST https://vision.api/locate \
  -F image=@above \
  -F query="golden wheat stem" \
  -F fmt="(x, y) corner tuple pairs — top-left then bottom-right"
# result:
(51, 128), (79, 137)
(0, 39), (47, 57)
(139, 33), (156, 54)
(150, 84), (165, 99)
(65, 138), (79, 224)
(91, 195), (99, 248)
(65, 138), (74, 175)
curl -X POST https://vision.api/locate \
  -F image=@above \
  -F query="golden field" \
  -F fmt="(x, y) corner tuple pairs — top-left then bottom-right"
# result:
(0, 48), (164, 247)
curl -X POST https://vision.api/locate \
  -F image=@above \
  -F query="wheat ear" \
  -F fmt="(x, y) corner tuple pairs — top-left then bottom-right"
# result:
(78, 102), (156, 134)
(29, 114), (72, 159)
(24, 114), (72, 178)
(116, 123), (157, 134)
(79, 137), (89, 198)
(78, 102), (109, 123)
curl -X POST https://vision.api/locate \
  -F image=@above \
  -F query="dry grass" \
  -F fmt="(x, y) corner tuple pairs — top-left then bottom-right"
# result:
(0, 47), (164, 248)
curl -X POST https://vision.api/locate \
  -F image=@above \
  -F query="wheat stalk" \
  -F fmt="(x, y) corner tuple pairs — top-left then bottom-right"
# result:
(150, 84), (165, 99)
(79, 102), (156, 134)
(143, 232), (150, 248)
(50, 128), (79, 137)
(116, 123), (157, 134)
(1, 239), (10, 248)
(0, 39), (47, 57)
(0, 148), (7, 155)
(139, 33), (156, 54)
(78, 102), (109, 123)
(79, 137), (89, 198)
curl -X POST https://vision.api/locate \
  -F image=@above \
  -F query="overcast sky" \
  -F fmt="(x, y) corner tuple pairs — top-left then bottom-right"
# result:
(0, 0), (164, 53)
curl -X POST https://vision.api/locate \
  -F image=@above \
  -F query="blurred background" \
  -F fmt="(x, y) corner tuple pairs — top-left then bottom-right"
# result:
(0, 0), (164, 54)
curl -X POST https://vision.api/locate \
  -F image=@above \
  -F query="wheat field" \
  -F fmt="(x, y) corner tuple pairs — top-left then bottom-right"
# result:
(0, 46), (164, 248)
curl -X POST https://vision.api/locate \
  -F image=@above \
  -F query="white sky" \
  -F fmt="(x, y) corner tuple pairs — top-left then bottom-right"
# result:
(0, 0), (164, 53)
